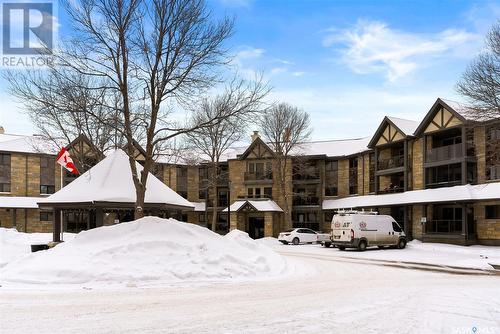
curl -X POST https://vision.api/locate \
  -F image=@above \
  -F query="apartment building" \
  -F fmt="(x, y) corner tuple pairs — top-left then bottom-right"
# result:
(1, 98), (499, 245)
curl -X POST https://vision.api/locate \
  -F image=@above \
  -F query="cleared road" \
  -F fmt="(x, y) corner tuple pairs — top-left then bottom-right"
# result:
(1, 252), (499, 334)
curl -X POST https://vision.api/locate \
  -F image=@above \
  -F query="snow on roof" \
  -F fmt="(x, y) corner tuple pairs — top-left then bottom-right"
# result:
(292, 137), (371, 157)
(222, 199), (283, 212)
(387, 116), (418, 136)
(0, 196), (40, 209)
(191, 202), (206, 212)
(0, 133), (59, 155)
(440, 99), (492, 122)
(38, 149), (194, 209)
(322, 182), (500, 210)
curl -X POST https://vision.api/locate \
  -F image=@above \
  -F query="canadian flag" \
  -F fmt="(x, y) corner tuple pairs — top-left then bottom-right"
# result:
(56, 147), (79, 175)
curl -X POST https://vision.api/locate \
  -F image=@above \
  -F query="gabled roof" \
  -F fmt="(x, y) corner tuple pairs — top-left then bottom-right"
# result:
(222, 199), (283, 212)
(322, 182), (500, 209)
(368, 116), (418, 148)
(38, 149), (194, 209)
(414, 98), (477, 136)
(238, 137), (275, 160)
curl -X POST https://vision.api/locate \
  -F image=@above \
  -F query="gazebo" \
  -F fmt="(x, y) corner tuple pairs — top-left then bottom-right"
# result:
(38, 150), (194, 242)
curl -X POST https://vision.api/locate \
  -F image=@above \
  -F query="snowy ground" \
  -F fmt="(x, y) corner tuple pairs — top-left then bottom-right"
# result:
(260, 238), (500, 271)
(1, 227), (499, 333)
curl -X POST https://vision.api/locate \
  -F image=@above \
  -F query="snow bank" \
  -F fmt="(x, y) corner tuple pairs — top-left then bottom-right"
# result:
(0, 217), (288, 287)
(0, 228), (75, 268)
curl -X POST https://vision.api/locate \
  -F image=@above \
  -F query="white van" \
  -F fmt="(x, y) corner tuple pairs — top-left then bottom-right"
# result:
(330, 211), (406, 251)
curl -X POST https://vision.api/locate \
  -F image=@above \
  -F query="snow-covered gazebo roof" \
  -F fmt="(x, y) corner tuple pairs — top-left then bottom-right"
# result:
(38, 149), (194, 210)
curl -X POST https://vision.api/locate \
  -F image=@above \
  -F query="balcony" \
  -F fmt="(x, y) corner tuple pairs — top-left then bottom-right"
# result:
(293, 196), (320, 206)
(377, 154), (404, 170)
(377, 185), (404, 194)
(244, 171), (273, 182)
(292, 172), (320, 181)
(426, 143), (474, 163)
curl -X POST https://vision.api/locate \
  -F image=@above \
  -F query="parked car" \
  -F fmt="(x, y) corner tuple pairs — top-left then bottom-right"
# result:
(330, 211), (406, 251)
(278, 228), (329, 245)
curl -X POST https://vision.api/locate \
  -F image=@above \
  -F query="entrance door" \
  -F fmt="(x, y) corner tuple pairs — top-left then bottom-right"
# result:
(248, 217), (265, 239)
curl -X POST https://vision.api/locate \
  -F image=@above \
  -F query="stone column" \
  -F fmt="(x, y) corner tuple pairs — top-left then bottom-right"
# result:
(53, 208), (61, 242)
(264, 212), (273, 237)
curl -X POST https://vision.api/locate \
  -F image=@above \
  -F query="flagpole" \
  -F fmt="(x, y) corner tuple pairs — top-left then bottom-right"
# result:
(60, 164), (64, 242)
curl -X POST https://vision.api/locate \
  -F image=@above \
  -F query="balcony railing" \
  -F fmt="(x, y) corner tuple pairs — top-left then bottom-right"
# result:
(292, 196), (320, 206)
(244, 171), (273, 181)
(426, 220), (463, 234)
(293, 172), (320, 181)
(377, 186), (404, 194)
(426, 143), (474, 163)
(377, 154), (404, 170)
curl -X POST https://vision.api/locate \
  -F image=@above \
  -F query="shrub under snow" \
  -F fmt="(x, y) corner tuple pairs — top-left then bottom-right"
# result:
(0, 217), (288, 286)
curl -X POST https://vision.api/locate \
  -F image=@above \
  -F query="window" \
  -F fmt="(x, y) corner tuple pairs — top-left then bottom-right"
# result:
(199, 189), (206, 200)
(152, 163), (164, 182)
(349, 157), (358, 195)
(392, 221), (403, 233)
(485, 205), (500, 219)
(0, 153), (11, 193)
(255, 187), (261, 197)
(40, 185), (55, 194)
(325, 160), (338, 171)
(264, 187), (272, 199)
(40, 211), (54, 221)
(369, 153), (375, 193)
(247, 188), (253, 198)
(199, 213), (206, 223)
(40, 156), (55, 194)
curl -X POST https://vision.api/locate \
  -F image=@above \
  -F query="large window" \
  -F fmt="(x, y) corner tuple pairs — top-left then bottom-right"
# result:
(425, 163), (462, 188)
(176, 166), (188, 198)
(0, 153), (11, 192)
(486, 124), (500, 181)
(292, 211), (320, 231)
(485, 205), (500, 219)
(325, 160), (338, 196)
(349, 157), (358, 195)
(40, 156), (55, 194)
(369, 153), (375, 193)
(427, 205), (462, 234)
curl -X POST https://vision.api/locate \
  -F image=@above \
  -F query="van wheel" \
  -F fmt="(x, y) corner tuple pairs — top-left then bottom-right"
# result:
(338, 246), (345, 251)
(378, 246), (385, 249)
(398, 239), (407, 249)
(280, 241), (288, 245)
(358, 240), (367, 251)
(292, 237), (300, 245)
(324, 242), (331, 248)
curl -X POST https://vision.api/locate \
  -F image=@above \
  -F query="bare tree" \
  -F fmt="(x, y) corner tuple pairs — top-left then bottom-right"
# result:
(185, 77), (270, 231)
(259, 103), (312, 229)
(6, 0), (235, 219)
(4, 69), (119, 169)
(457, 21), (500, 119)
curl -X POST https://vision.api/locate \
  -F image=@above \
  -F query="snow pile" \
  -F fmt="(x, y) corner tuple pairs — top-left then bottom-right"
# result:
(0, 217), (288, 286)
(0, 228), (75, 268)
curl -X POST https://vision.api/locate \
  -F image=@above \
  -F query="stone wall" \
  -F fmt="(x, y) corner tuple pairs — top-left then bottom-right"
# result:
(474, 200), (500, 245)
(337, 159), (349, 197)
(474, 126), (486, 184)
(412, 138), (424, 190)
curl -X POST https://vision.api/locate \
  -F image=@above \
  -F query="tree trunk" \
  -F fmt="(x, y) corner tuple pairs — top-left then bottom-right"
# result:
(210, 162), (219, 232)
(134, 186), (146, 219)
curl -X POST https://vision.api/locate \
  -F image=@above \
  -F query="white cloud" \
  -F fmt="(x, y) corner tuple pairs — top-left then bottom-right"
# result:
(323, 20), (479, 82)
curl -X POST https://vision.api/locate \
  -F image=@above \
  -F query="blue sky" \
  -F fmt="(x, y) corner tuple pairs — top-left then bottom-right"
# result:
(1, 0), (499, 140)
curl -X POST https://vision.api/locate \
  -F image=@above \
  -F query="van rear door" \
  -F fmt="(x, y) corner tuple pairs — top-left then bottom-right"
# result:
(331, 216), (352, 242)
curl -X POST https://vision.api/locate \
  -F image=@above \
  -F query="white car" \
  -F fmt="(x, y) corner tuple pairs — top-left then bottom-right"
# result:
(278, 228), (327, 245)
